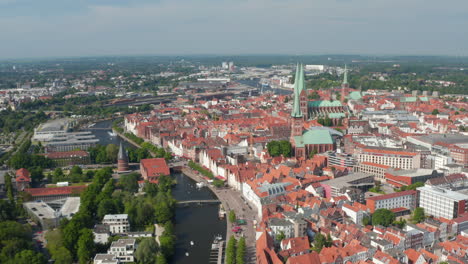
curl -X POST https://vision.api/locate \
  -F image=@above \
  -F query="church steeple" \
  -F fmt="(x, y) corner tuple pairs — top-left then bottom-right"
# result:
(341, 65), (349, 103)
(291, 64), (304, 118)
(343, 64), (348, 85)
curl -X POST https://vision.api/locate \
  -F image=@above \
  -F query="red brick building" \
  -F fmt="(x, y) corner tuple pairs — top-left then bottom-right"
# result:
(140, 158), (170, 181)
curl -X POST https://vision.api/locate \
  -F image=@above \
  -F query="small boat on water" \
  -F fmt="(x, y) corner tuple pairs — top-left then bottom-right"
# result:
(211, 234), (223, 250)
(190, 241), (194, 246)
(108, 131), (117, 137)
(185, 252), (189, 256)
(196, 182), (206, 189)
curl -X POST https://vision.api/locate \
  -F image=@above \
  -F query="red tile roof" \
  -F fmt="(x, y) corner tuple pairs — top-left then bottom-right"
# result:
(25, 185), (87, 197)
(140, 158), (170, 177)
(286, 252), (321, 264)
(16, 168), (31, 182)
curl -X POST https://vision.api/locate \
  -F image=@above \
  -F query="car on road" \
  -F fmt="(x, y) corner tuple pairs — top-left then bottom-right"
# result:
(232, 226), (242, 233)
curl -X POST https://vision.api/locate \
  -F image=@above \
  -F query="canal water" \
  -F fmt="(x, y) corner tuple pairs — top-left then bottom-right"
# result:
(87, 120), (226, 264)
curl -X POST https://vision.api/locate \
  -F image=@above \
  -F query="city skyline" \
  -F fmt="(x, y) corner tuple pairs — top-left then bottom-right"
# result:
(1, 0), (468, 59)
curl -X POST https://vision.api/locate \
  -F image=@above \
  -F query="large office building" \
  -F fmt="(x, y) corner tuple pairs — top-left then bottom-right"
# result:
(356, 148), (421, 170)
(326, 151), (356, 168)
(33, 118), (99, 152)
(418, 185), (468, 219)
(366, 190), (417, 213)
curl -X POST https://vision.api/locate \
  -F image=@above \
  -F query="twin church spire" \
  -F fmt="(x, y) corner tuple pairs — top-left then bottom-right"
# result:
(291, 64), (349, 117)
(291, 64), (305, 118)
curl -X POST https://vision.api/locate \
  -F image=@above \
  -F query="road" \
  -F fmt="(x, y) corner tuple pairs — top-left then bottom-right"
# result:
(182, 168), (257, 264)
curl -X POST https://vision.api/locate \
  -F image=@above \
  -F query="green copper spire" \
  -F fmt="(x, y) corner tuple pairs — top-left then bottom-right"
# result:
(343, 64), (348, 85)
(291, 64), (303, 118)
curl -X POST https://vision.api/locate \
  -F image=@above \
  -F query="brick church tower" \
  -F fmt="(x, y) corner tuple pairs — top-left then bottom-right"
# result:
(117, 142), (129, 172)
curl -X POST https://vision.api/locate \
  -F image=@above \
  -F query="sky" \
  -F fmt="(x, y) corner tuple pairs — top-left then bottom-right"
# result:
(1, 0), (467, 58)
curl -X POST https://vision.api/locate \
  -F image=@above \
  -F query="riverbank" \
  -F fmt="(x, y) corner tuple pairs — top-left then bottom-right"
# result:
(182, 168), (257, 264)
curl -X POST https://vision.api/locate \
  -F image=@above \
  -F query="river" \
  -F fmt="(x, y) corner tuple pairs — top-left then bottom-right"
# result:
(87, 120), (226, 264)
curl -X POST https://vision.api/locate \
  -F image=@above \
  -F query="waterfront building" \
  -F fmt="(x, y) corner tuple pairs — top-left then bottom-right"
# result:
(33, 118), (99, 152)
(117, 143), (129, 172)
(140, 158), (170, 181)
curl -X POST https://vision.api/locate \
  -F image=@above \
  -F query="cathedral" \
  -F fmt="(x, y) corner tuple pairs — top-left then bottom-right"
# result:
(289, 64), (349, 158)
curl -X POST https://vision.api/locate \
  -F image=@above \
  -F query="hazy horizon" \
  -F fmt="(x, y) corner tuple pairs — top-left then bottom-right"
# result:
(1, 0), (467, 59)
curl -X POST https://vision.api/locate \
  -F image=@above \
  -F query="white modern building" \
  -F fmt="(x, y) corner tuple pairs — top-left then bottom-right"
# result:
(103, 214), (130, 234)
(107, 239), (136, 263)
(357, 149), (421, 170)
(418, 185), (468, 219)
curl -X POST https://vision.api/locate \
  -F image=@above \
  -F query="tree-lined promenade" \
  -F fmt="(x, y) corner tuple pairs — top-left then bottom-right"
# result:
(182, 167), (257, 263)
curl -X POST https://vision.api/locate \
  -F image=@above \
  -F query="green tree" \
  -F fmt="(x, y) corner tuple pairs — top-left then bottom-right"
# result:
(106, 144), (119, 162)
(372, 209), (395, 227)
(70, 165), (83, 175)
(226, 236), (237, 264)
(97, 199), (119, 219)
(236, 237), (246, 264)
(411, 207), (426, 224)
(312, 233), (327, 253)
(362, 216), (371, 226)
(29, 167), (44, 185)
(154, 201), (172, 224)
(119, 173), (140, 193)
(135, 238), (159, 264)
(276, 231), (285, 242)
(228, 210), (236, 224)
(77, 228), (95, 264)
(432, 109), (439, 115)
(0, 200), (16, 221)
(11, 250), (46, 264)
(143, 181), (159, 197)
(155, 254), (168, 264)
(159, 234), (175, 258)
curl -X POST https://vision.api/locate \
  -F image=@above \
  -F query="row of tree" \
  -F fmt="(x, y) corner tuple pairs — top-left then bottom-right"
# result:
(226, 236), (246, 264)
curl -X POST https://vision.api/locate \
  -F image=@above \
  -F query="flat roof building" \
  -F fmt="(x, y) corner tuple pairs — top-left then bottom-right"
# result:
(418, 185), (468, 219)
